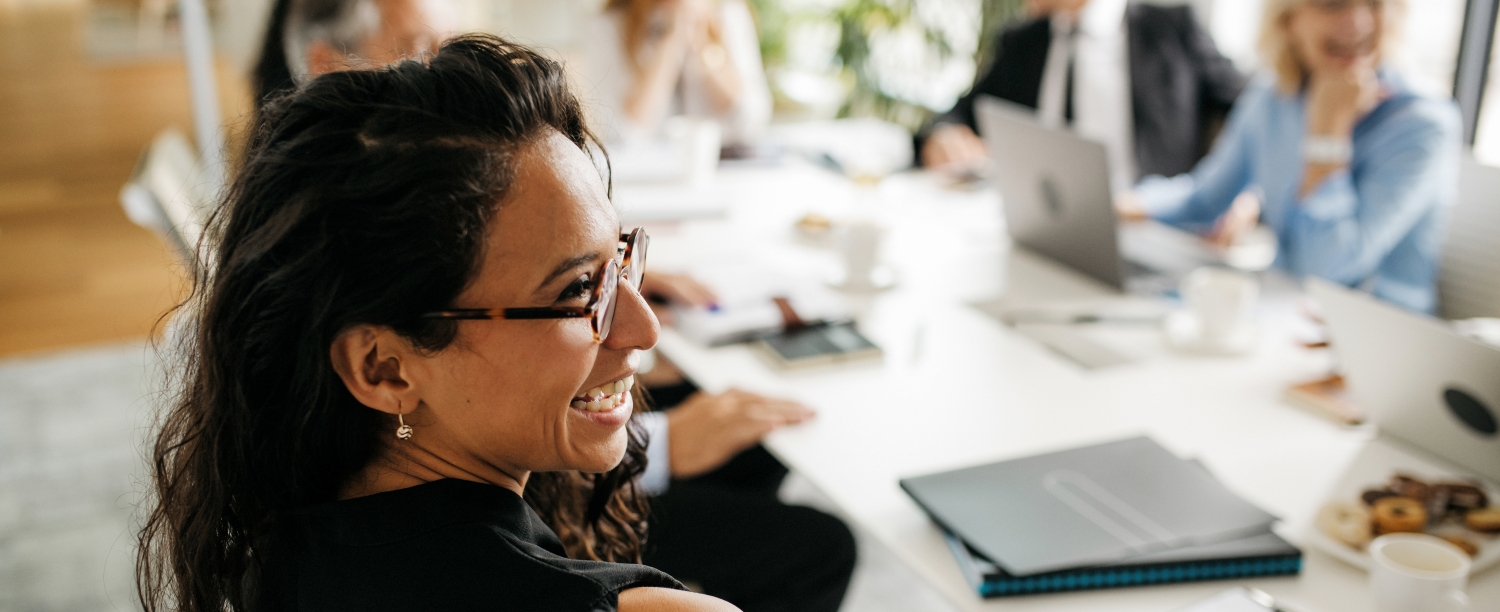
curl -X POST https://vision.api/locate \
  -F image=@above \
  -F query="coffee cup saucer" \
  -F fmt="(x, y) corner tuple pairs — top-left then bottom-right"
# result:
(1163, 310), (1257, 356)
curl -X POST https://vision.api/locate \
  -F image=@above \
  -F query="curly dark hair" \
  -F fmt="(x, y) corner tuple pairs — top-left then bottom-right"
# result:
(137, 34), (651, 612)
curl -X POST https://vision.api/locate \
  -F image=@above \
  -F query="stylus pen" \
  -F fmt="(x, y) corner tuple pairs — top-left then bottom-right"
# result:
(1002, 312), (1166, 326)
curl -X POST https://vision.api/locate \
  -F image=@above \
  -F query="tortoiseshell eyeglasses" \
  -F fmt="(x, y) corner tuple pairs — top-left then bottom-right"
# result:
(419, 228), (649, 343)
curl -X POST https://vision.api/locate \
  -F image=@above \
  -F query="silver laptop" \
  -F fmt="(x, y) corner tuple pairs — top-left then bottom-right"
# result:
(975, 96), (1215, 293)
(1309, 278), (1500, 483)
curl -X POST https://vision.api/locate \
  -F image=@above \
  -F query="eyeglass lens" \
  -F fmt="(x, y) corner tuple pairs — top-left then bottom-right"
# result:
(626, 231), (648, 290)
(596, 230), (646, 342)
(595, 259), (621, 342)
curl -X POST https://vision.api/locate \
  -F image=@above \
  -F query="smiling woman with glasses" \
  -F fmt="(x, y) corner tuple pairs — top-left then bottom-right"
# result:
(136, 35), (735, 612)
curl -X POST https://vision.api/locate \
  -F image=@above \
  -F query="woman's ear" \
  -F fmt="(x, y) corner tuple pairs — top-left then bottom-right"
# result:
(329, 325), (422, 417)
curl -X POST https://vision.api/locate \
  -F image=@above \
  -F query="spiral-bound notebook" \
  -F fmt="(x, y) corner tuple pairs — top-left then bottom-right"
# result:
(941, 528), (1301, 597)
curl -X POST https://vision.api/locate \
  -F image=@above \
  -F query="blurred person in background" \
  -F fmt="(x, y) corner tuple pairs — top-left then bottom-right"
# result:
(252, 3), (856, 610)
(253, 0), (457, 115)
(1124, 0), (1459, 313)
(918, 0), (1244, 193)
(582, 0), (774, 149)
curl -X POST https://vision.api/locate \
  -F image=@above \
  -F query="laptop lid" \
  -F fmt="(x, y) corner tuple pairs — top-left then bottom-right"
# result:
(975, 95), (1125, 290)
(1309, 278), (1500, 483)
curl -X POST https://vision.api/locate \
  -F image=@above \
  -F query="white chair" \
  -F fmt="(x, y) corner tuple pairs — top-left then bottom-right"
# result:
(1438, 156), (1500, 320)
(119, 129), (214, 270)
(119, 0), (224, 271)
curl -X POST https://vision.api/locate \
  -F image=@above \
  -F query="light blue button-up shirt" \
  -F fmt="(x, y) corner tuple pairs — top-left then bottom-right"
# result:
(1137, 72), (1461, 312)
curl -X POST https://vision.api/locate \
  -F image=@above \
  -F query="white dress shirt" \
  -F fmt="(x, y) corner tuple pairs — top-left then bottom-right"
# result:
(637, 410), (673, 495)
(1036, 0), (1136, 192)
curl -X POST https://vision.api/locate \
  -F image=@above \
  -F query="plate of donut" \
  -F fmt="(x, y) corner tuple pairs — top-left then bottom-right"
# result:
(1307, 440), (1500, 573)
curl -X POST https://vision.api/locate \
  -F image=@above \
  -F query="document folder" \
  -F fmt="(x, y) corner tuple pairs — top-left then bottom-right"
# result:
(899, 436), (1281, 576)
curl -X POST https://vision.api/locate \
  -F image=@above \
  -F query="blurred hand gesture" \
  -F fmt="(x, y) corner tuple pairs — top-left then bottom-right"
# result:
(922, 124), (988, 175)
(640, 272), (718, 325)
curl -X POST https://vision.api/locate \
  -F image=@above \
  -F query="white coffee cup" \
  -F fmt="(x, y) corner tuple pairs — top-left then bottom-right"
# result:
(665, 118), (721, 186)
(1369, 533), (1470, 612)
(1180, 267), (1257, 345)
(838, 221), (883, 290)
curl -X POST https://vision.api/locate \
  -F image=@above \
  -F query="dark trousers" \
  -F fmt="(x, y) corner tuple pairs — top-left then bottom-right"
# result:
(642, 384), (857, 612)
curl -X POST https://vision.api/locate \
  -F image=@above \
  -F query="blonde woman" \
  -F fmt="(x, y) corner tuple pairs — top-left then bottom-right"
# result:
(583, 0), (773, 147)
(1129, 0), (1460, 312)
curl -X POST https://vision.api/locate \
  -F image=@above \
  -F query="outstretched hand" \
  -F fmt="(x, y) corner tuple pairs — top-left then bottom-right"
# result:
(665, 389), (814, 479)
(640, 272), (718, 326)
(922, 123), (988, 175)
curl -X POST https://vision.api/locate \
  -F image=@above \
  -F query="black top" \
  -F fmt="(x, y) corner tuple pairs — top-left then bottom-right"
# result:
(255, 479), (683, 612)
(921, 3), (1245, 179)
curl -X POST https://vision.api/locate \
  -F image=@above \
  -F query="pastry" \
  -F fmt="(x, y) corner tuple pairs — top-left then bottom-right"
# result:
(1361, 489), (1397, 506)
(1372, 497), (1428, 534)
(1441, 535), (1481, 557)
(1465, 507), (1500, 533)
(1317, 500), (1374, 547)
(1439, 482), (1489, 511)
(1426, 485), (1455, 521)
(795, 213), (834, 237)
(1389, 474), (1431, 503)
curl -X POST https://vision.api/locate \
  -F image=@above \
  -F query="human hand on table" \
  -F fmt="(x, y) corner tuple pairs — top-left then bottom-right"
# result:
(1114, 190), (1148, 222)
(666, 389), (815, 478)
(1207, 190), (1263, 248)
(641, 272), (718, 325)
(921, 123), (988, 175)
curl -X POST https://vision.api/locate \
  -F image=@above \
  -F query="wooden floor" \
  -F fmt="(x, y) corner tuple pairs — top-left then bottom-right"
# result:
(0, 4), (248, 358)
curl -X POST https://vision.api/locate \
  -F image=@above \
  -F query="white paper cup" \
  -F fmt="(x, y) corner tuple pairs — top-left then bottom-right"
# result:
(1369, 533), (1471, 612)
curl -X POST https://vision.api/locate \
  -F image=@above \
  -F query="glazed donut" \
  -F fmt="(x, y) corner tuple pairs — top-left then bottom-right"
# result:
(1373, 497), (1428, 534)
(1465, 507), (1500, 534)
(1317, 500), (1373, 547)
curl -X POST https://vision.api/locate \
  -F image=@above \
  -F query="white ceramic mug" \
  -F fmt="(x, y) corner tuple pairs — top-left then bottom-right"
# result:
(665, 118), (721, 186)
(1369, 533), (1470, 612)
(839, 221), (884, 290)
(1180, 267), (1257, 345)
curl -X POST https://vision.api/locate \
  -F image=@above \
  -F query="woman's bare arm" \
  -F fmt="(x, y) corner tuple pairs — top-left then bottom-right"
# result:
(623, 6), (693, 126)
(618, 587), (741, 612)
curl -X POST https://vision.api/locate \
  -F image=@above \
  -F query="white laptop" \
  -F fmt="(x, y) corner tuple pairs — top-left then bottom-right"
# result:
(1309, 278), (1500, 483)
(974, 95), (1219, 294)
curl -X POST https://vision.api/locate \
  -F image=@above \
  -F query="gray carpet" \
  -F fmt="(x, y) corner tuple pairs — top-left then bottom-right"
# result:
(0, 342), (954, 612)
(0, 343), (157, 612)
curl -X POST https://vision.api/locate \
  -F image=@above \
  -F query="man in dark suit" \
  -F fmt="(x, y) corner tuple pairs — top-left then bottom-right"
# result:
(921, 0), (1244, 189)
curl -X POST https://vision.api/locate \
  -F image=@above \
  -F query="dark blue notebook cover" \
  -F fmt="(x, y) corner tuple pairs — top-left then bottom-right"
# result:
(942, 528), (1302, 597)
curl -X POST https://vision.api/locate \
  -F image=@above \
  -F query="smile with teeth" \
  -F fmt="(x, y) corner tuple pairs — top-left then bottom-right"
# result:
(571, 376), (634, 412)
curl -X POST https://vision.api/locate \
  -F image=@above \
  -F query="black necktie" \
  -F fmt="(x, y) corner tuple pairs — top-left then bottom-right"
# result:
(1063, 27), (1078, 126)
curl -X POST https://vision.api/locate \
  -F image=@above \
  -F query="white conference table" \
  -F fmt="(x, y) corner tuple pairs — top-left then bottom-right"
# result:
(643, 161), (1500, 612)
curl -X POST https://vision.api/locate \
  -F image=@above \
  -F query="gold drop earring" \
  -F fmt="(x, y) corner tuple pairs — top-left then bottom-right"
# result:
(395, 401), (413, 440)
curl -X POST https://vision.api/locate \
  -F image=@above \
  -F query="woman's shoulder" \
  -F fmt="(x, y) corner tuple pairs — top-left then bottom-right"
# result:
(1236, 73), (1287, 109)
(1364, 71), (1463, 144)
(262, 480), (680, 611)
